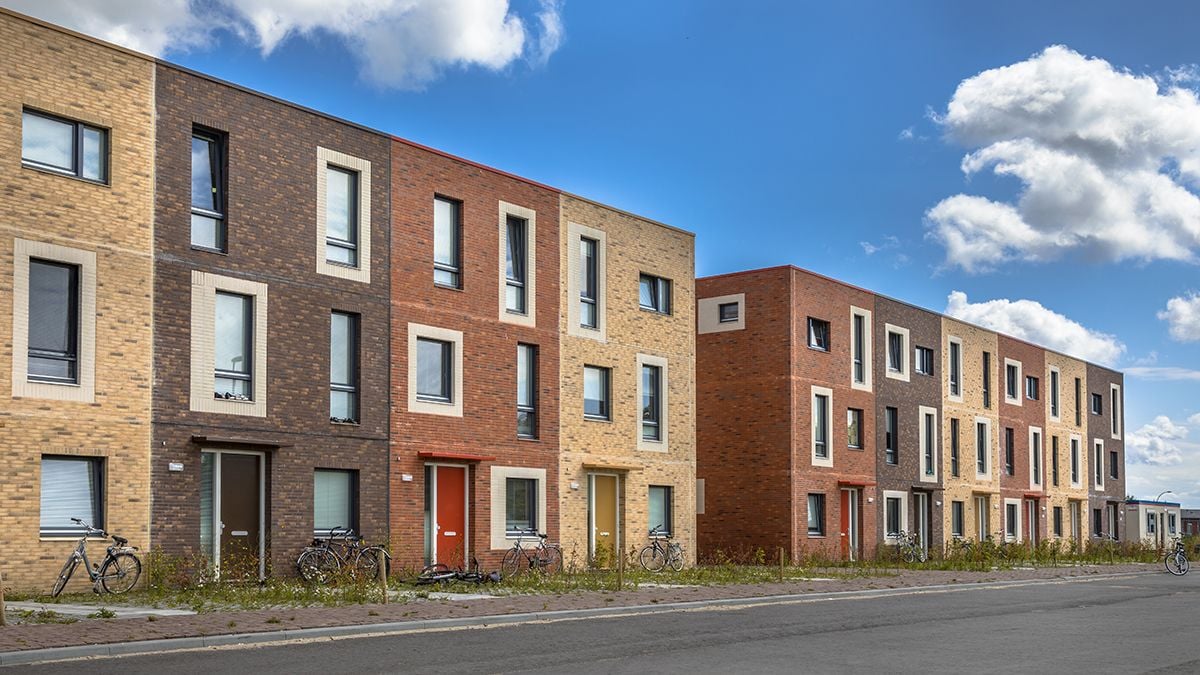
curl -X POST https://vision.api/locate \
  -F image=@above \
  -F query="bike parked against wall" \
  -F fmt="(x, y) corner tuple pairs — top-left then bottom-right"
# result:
(296, 526), (391, 584)
(50, 519), (142, 597)
(500, 528), (562, 577)
(894, 530), (927, 564)
(638, 525), (685, 572)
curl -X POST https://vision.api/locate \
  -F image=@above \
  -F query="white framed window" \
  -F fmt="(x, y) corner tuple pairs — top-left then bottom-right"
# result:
(1004, 358), (1022, 406)
(407, 323), (464, 417)
(884, 324), (909, 382)
(1004, 498), (1022, 542)
(947, 336), (963, 402)
(883, 490), (909, 543)
(1069, 434), (1082, 488)
(919, 406), (938, 483)
(811, 385), (833, 467)
(498, 201), (537, 326)
(850, 306), (873, 391)
(698, 293), (745, 333)
(490, 466), (547, 549)
(1048, 366), (1061, 421)
(315, 147), (371, 283)
(975, 495), (990, 540)
(40, 455), (104, 538)
(1029, 426), (1043, 489)
(974, 417), (992, 479)
(12, 239), (97, 402)
(1110, 383), (1122, 440)
(637, 354), (670, 451)
(1093, 439), (1105, 490)
(567, 221), (606, 340)
(190, 271), (268, 417)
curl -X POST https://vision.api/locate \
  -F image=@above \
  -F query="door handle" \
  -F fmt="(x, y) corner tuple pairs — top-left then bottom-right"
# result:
(600, 531), (610, 536)
(443, 531), (457, 537)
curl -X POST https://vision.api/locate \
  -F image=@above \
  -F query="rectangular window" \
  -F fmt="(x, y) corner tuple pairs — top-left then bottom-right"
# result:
(976, 421), (988, 474)
(416, 337), (452, 402)
(505, 477), (537, 534)
(1050, 369), (1060, 418)
(887, 331), (903, 372)
(808, 317), (830, 351)
(951, 501), (964, 537)
(813, 393), (829, 458)
(847, 408), (862, 448)
(642, 364), (663, 441)
(1094, 442), (1104, 487)
(639, 274), (672, 315)
(1092, 507), (1103, 536)
(976, 496), (990, 539)
(27, 259), (80, 384)
(22, 109), (107, 183)
(807, 494), (825, 536)
(324, 166), (360, 266)
(983, 352), (992, 408)
(950, 418), (960, 477)
(923, 411), (935, 476)
(1004, 427), (1015, 476)
(1111, 385), (1121, 437)
(214, 291), (253, 400)
(885, 406), (898, 465)
(1031, 430), (1042, 485)
(1026, 375), (1039, 401)
(1169, 513), (1177, 535)
(433, 196), (462, 288)
(329, 312), (359, 423)
(1006, 363), (1019, 400)
(852, 313), (866, 384)
(917, 346), (935, 377)
(1053, 506), (1063, 537)
(886, 497), (901, 537)
(1074, 377), (1082, 426)
(313, 469), (357, 537)
(580, 237), (598, 327)
(191, 128), (226, 251)
(948, 342), (960, 394)
(649, 485), (673, 536)
(40, 456), (104, 537)
(504, 215), (528, 314)
(1109, 450), (1119, 480)
(1070, 438), (1080, 484)
(517, 344), (538, 438)
(1051, 436), (1060, 487)
(583, 365), (611, 420)
(718, 302), (739, 323)
(1091, 393), (1103, 415)
(1005, 502), (1018, 540)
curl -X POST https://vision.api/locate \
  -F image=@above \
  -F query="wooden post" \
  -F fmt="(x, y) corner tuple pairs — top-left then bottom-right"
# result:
(376, 549), (388, 605)
(779, 547), (785, 583)
(616, 549), (624, 591)
(0, 566), (7, 627)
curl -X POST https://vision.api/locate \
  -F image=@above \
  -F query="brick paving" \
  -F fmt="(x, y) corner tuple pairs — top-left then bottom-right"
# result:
(0, 564), (1153, 653)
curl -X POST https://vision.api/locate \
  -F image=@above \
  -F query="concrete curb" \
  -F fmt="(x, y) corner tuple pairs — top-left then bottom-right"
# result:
(0, 570), (1154, 667)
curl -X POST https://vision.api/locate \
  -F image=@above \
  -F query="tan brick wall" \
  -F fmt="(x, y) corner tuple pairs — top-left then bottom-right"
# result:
(1044, 352), (1090, 544)
(558, 194), (696, 567)
(0, 11), (154, 590)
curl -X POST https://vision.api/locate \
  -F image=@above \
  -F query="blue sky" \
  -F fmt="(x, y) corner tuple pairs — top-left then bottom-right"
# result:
(10, 0), (1200, 504)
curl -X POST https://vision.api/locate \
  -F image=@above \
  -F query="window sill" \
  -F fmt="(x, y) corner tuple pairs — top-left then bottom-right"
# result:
(27, 378), (81, 388)
(807, 346), (830, 353)
(330, 420), (361, 426)
(191, 245), (229, 256)
(517, 435), (540, 442)
(415, 397), (453, 406)
(505, 309), (528, 317)
(214, 396), (255, 404)
(583, 415), (611, 423)
(22, 161), (109, 187)
(434, 282), (463, 292)
(638, 306), (672, 317)
(847, 445), (862, 451)
(807, 534), (826, 538)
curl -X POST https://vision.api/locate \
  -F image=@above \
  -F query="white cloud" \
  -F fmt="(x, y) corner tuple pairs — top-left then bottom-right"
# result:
(1190, 412), (1200, 426)
(944, 291), (1125, 365)
(1126, 366), (1200, 382)
(1127, 416), (1189, 466)
(1126, 415), (1200, 504)
(898, 127), (914, 141)
(1158, 292), (1200, 341)
(926, 45), (1200, 273)
(4, 0), (564, 90)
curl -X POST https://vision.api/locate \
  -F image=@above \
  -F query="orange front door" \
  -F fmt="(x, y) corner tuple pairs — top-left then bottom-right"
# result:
(435, 466), (467, 567)
(839, 490), (851, 559)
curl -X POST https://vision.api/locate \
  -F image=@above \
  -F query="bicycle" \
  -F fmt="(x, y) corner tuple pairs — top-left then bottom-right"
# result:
(1165, 537), (1190, 576)
(416, 557), (499, 585)
(296, 526), (391, 584)
(894, 530), (927, 563)
(50, 518), (142, 597)
(947, 536), (975, 560)
(638, 525), (685, 572)
(500, 528), (563, 578)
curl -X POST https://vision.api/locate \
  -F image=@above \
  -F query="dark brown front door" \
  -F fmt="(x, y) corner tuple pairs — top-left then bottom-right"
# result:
(219, 453), (260, 571)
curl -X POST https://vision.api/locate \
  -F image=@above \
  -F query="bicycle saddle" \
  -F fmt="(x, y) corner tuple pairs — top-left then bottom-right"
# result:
(111, 535), (128, 546)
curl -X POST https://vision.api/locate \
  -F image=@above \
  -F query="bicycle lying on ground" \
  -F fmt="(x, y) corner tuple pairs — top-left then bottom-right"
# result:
(1165, 537), (1190, 576)
(416, 557), (499, 585)
(500, 528), (563, 577)
(51, 518), (142, 597)
(638, 525), (685, 572)
(296, 526), (391, 584)
(894, 530), (927, 563)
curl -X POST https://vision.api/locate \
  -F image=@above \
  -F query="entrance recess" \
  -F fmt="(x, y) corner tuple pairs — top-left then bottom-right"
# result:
(200, 450), (265, 579)
(589, 474), (620, 567)
(425, 464), (468, 566)
(1025, 499), (1039, 545)
(915, 492), (930, 557)
(839, 489), (859, 561)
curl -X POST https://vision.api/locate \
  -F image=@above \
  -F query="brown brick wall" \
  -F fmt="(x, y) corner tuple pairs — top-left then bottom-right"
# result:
(997, 335), (1046, 541)
(1088, 364), (1125, 539)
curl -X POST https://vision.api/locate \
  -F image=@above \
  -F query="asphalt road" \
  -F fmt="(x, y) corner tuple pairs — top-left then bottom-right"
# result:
(15, 572), (1200, 674)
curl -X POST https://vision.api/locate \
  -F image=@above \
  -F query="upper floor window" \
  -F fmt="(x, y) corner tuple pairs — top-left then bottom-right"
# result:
(22, 109), (107, 183)
(851, 312), (866, 384)
(517, 344), (538, 438)
(807, 318), (830, 351)
(1004, 427), (1015, 476)
(329, 312), (359, 424)
(416, 337), (453, 403)
(885, 406), (898, 465)
(917, 346), (935, 377)
(718, 302), (739, 323)
(1025, 375), (1039, 401)
(191, 128), (226, 252)
(947, 342), (960, 393)
(639, 274), (672, 315)
(847, 408), (862, 448)
(950, 418), (960, 477)
(580, 237), (598, 328)
(922, 410), (936, 476)
(1109, 450), (1119, 480)
(976, 421), (989, 475)
(886, 329), (907, 375)
(642, 364), (663, 441)
(584, 365), (611, 420)
(325, 166), (360, 266)
(27, 259), (80, 384)
(1074, 378), (1082, 426)
(1005, 362), (1020, 402)
(813, 392), (830, 459)
(214, 291), (253, 400)
(505, 215), (528, 314)
(982, 352), (992, 408)
(1091, 392), (1103, 415)
(433, 197), (462, 288)
(1070, 437), (1081, 485)
(1049, 369), (1060, 418)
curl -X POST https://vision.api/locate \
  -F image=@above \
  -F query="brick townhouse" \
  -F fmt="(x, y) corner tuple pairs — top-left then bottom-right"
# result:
(1043, 351), (1089, 544)
(0, 10), (155, 590)
(149, 62), (392, 577)
(1088, 363), (1126, 540)
(996, 335), (1048, 545)
(557, 194), (696, 568)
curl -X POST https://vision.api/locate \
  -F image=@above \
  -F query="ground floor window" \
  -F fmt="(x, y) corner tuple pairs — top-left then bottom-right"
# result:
(1053, 506), (1063, 537)
(314, 469), (358, 537)
(951, 501), (964, 537)
(807, 493), (826, 536)
(974, 496), (990, 540)
(885, 496), (901, 537)
(506, 477), (538, 534)
(40, 456), (104, 537)
(649, 485), (673, 536)
(1005, 502), (1018, 541)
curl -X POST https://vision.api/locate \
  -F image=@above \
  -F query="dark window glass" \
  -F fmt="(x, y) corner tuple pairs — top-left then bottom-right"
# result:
(916, 346), (934, 377)
(22, 110), (107, 183)
(808, 318), (830, 351)
(948, 342), (960, 394)
(191, 129), (226, 251)
(1050, 370), (1060, 417)
(718, 302), (739, 323)
(847, 408), (862, 448)
(1026, 376), (1039, 401)
(642, 364), (662, 441)
(1071, 438), (1080, 484)
(1006, 364), (1018, 399)
(886, 497), (901, 536)
(27, 259), (79, 384)
(214, 292), (252, 399)
(325, 166), (359, 266)
(583, 366), (610, 420)
(924, 412), (935, 475)
(852, 314), (865, 383)
(887, 332), (903, 372)
(518, 344), (537, 438)
(40, 456), (104, 537)
(505, 477), (537, 534)
(950, 418), (960, 477)
(1094, 508), (1104, 535)
(807, 494), (825, 536)
(649, 485), (673, 536)
(505, 215), (527, 313)
(580, 238), (598, 327)
(1074, 378), (1082, 426)
(1109, 450), (1119, 479)
(976, 422), (988, 474)
(1111, 388), (1119, 435)
(434, 197), (462, 288)
(1052, 436), (1060, 487)
(639, 274), (672, 314)
(814, 393), (829, 458)
(982, 352), (992, 408)
(1004, 427), (1015, 476)
(330, 312), (359, 423)
(1053, 506), (1063, 537)
(951, 501), (964, 537)
(885, 406), (898, 464)
(416, 338), (452, 402)
(314, 469), (358, 536)
(1032, 431), (1041, 484)
(1006, 503), (1018, 539)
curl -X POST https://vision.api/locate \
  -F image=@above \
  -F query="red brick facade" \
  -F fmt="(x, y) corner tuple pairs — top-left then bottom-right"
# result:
(997, 335), (1047, 543)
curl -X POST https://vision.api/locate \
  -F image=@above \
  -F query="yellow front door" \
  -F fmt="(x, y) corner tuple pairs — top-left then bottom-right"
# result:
(591, 474), (619, 567)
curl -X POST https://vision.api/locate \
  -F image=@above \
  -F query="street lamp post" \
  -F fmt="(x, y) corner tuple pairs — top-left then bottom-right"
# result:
(1154, 491), (1176, 548)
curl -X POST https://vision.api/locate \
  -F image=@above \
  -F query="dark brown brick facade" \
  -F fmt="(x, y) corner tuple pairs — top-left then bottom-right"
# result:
(1088, 363), (1126, 539)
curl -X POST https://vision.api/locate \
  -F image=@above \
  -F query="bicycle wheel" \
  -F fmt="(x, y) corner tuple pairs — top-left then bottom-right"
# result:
(917, 548), (928, 563)
(51, 555), (79, 598)
(355, 547), (389, 580)
(416, 563), (455, 585)
(1166, 551), (1190, 576)
(100, 552), (142, 594)
(536, 546), (563, 575)
(668, 545), (685, 572)
(902, 546), (916, 564)
(639, 544), (667, 572)
(500, 548), (524, 578)
(297, 548), (340, 584)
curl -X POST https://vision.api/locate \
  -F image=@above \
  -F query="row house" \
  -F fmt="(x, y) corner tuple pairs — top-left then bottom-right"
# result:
(996, 335), (1047, 545)
(1089, 363), (1126, 539)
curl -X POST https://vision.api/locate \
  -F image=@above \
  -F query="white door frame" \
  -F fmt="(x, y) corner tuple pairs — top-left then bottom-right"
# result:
(588, 472), (621, 560)
(1026, 499), (1038, 545)
(844, 488), (859, 562)
(426, 463), (470, 566)
(915, 492), (929, 555)
(202, 449), (266, 580)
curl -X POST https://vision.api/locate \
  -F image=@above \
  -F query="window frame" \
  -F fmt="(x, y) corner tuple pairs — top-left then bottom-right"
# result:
(847, 408), (863, 449)
(1093, 440), (1105, 489)
(329, 311), (360, 424)
(975, 418), (991, 478)
(850, 306), (872, 391)
(406, 323), (464, 417)
(885, 324), (910, 381)
(919, 406), (938, 482)
(1025, 375), (1040, 401)
(950, 417), (960, 477)
(189, 271), (268, 417)
(946, 338), (961, 397)
(26, 259), (81, 385)
(21, 108), (109, 184)
(39, 455), (105, 539)
(1029, 427), (1042, 488)
(1070, 436), (1081, 487)
(583, 365), (612, 421)
(433, 195), (463, 289)
(324, 164), (361, 267)
(885, 406), (898, 465)
(641, 363), (662, 441)
(315, 147), (372, 283)
(580, 237), (599, 327)
(951, 501), (965, 538)
(638, 354), (670, 449)
(1049, 367), (1061, 420)
(415, 337), (453, 403)
(807, 317), (831, 352)
(1109, 450), (1119, 480)
(1091, 392), (1103, 415)
(883, 490), (909, 542)
(1004, 427), (1015, 476)
(504, 477), (538, 536)
(1051, 435), (1060, 487)
(638, 273), (673, 315)
(213, 290), (254, 401)
(517, 343), (538, 439)
(718, 302), (739, 323)
(807, 493), (826, 536)
(812, 387), (833, 466)
(313, 468), (359, 538)
(649, 485), (674, 537)
(1005, 359), (1022, 405)
(504, 214), (528, 315)
(190, 126), (227, 253)
(1053, 506), (1063, 537)
(916, 345), (935, 378)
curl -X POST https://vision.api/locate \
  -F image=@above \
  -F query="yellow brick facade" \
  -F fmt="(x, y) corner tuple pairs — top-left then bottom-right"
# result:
(558, 194), (696, 568)
(1043, 352), (1089, 544)
(0, 11), (154, 590)
(941, 318), (1002, 547)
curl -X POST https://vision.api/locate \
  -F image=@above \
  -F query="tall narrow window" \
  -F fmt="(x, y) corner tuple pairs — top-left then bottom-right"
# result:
(915, 346), (934, 376)
(329, 312), (359, 423)
(976, 422), (988, 474)
(1070, 438), (1080, 484)
(642, 364), (662, 441)
(433, 197), (462, 288)
(22, 109), (108, 183)
(1006, 363), (1019, 400)
(923, 411), (936, 476)
(1026, 376), (1039, 401)
(887, 331), (903, 372)
(1031, 430), (1042, 485)
(813, 393), (829, 459)
(639, 274), (672, 314)
(1109, 450), (1119, 479)
(1094, 442), (1104, 486)
(580, 238), (598, 327)
(1053, 506), (1063, 537)
(325, 166), (359, 266)
(983, 352), (992, 408)
(886, 497), (901, 537)
(1051, 436), (1060, 486)
(191, 129), (226, 251)
(1074, 378), (1082, 426)
(214, 292), (252, 400)
(808, 318), (830, 351)
(949, 341), (961, 397)
(1050, 369), (1060, 418)
(1111, 386), (1121, 437)
(975, 496), (990, 539)
(951, 501), (964, 537)
(1004, 427), (1015, 476)
(847, 408), (862, 448)
(1005, 502), (1018, 540)
(852, 314), (865, 384)
(517, 344), (537, 438)
(950, 418), (960, 477)
(807, 494), (825, 535)
(649, 486), (673, 536)
(583, 366), (611, 420)
(505, 215), (527, 314)
(416, 338), (452, 402)
(40, 456), (104, 537)
(885, 406), (898, 465)
(27, 260), (80, 384)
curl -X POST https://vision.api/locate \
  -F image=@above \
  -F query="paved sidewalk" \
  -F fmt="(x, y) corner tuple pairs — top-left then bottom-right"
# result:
(0, 563), (1153, 654)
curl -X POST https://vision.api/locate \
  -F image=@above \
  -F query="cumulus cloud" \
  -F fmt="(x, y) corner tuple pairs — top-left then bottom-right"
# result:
(925, 45), (1200, 273)
(1127, 416), (1189, 466)
(944, 291), (1125, 365)
(4, 0), (564, 89)
(1158, 292), (1200, 341)
(1125, 366), (1200, 382)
